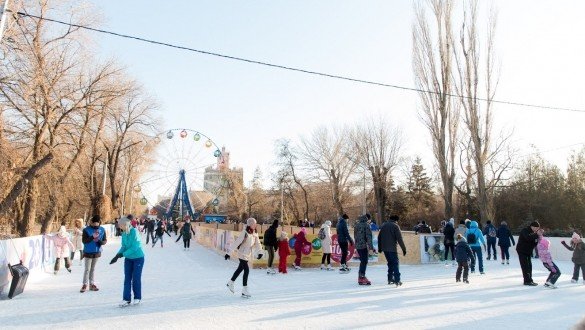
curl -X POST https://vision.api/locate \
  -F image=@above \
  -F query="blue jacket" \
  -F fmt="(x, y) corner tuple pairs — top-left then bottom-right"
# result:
(336, 217), (354, 245)
(82, 226), (106, 257)
(465, 221), (485, 247)
(497, 225), (515, 248)
(118, 227), (145, 259)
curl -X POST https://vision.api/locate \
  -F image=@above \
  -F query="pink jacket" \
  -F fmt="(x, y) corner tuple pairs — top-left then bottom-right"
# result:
(45, 234), (75, 258)
(537, 237), (554, 268)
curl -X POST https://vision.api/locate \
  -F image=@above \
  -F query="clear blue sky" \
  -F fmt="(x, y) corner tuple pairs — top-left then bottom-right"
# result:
(89, 0), (585, 187)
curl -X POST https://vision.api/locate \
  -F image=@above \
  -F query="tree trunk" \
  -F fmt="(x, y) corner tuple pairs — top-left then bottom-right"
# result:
(19, 178), (39, 237)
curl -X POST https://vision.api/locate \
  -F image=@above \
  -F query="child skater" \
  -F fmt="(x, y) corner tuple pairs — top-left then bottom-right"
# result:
(278, 232), (291, 274)
(175, 216), (196, 250)
(561, 232), (585, 284)
(45, 225), (75, 275)
(152, 219), (171, 248)
(110, 216), (145, 307)
(71, 218), (84, 265)
(293, 227), (310, 270)
(225, 218), (263, 298)
(455, 234), (475, 284)
(537, 229), (561, 288)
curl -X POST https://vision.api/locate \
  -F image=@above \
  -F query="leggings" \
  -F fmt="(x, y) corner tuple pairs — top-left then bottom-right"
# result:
(321, 253), (331, 265)
(183, 239), (190, 248)
(500, 246), (511, 260)
(230, 259), (250, 286)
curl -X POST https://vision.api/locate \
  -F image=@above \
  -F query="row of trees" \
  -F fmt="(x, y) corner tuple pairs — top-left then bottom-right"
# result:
(0, 0), (160, 237)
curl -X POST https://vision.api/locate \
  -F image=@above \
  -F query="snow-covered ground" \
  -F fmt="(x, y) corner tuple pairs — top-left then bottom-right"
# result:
(1, 235), (584, 330)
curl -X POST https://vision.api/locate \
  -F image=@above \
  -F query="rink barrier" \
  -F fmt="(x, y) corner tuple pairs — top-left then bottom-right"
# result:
(0, 224), (115, 299)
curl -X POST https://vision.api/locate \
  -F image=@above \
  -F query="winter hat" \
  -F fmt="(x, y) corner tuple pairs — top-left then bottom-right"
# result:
(572, 232), (581, 240)
(325, 220), (332, 226)
(246, 218), (257, 227)
(530, 221), (541, 228)
(58, 226), (67, 237)
(300, 227), (306, 234)
(280, 231), (288, 239)
(456, 234), (465, 241)
(449, 218), (454, 225)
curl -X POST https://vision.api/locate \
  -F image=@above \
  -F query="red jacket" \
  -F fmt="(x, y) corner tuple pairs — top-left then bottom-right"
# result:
(294, 231), (310, 251)
(278, 239), (290, 258)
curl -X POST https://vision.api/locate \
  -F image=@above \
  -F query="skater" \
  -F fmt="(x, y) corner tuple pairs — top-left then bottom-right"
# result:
(81, 215), (107, 293)
(263, 220), (279, 274)
(378, 215), (407, 286)
(561, 232), (585, 283)
(496, 221), (515, 265)
(293, 227), (310, 270)
(443, 220), (455, 265)
(44, 225), (75, 275)
(536, 229), (561, 288)
(466, 220), (486, 274)
(145, 218), (155, 244)
(354, 215), (375, 285)
(336, 213), (354, 273)
(71, 218), (84, 265)
(225, 218), (263, 298)
(455, 234), (475, 283)
(278, 232), (291, 274)
(483, 220), (498, 260)
(152, 219), (170, 248)
(110, 216), (145, 306)
(175, 216), (196, 250)
(320, 220), (333, 270)
(417, 221), (432, 234)
(516, 221), (540, 286)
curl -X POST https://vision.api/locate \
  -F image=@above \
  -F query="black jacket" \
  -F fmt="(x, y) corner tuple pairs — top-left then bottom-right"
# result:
(455, 240), (475, 263)
(377, 220), (406, 254)
(496, 225), (515, 247)
(443, 223), (455, 244)
(263, 222), (278, 248)
(516, 226), (539, 255)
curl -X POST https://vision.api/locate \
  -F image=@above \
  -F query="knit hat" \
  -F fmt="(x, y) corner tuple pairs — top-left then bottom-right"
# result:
(246, 218), (257, 227)
(280, 231), (288, 239)
(572, 232), (581, 240)
(530, 221), (540, 228)
(300, 227), (306, 234)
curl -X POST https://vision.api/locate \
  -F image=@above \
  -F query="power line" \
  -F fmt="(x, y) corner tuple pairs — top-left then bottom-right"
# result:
(10, 10), (585, 114)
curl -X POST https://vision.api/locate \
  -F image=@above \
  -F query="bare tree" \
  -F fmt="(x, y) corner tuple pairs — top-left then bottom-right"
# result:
(413, 0), (459, 219)
(298, 125), (357, 217)
(453, 0), (499, 222)
(274, 139), (309, 224)
(353, 116), (403, 225)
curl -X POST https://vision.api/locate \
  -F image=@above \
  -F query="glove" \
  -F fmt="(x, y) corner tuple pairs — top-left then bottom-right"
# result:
(109, 253), (122, 264)
(403, 250), (407, 256)
(224, 254), (230, 260)
(257, 253), (263, 260)
(561, 240), (566, 244)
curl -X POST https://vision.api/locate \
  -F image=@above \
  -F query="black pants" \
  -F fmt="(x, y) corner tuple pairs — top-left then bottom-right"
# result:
(146, 231), (154, 244)
(456, 261), (469, 281)
(487, 239), (497, 259)
(518, 253), (533, 284)
(340, 241), (349, 265)
(444, 243), (455, 261)
(357, 248), (368, 276)
(543, 262), (561, 284)
(573, 263), (585, 280)
(183, 239), (191, 248)
(321, 253), (331, 265)
(231, 259), (250, 286)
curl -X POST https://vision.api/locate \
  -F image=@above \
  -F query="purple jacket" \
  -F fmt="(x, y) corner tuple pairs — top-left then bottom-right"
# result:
(537, 237), (554, 268)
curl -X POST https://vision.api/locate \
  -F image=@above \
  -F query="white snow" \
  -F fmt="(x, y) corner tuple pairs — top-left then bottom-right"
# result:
(1, 236), (584, 329)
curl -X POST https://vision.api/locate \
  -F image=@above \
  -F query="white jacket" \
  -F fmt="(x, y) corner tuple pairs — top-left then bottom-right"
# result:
(321, 225), (332, 254)
(231, 229), (262, 261)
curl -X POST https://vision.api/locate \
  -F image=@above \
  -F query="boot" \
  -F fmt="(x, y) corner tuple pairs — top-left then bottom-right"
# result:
(226, 280), (235, 293)
(242, 286), (251, 298)
(80, 284), (87, 293)
(358, 276), (371, 285)
(320, 264), (325, 270)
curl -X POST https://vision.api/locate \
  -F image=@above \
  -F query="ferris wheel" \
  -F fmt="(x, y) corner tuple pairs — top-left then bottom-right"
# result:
(133, 128), (225, 220)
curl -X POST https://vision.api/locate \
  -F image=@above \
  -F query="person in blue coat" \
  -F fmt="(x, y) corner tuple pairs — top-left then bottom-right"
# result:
(110, 216), (145, 307)
(496, 221), (515, 265)
(466, 220), (486, 274)
(336, 214), (354, 273)
(81, 215), (107, 293)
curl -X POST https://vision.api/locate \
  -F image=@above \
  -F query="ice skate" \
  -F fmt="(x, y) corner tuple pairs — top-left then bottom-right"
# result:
(456, 279), (461, 283)
(226, 280), (235, 294)
(358, 276), (371, 285)
(339, 264), (350, 274)
(241, 286), (251, 298)
(544, 282), (557, 289)
(89, 284), (99, 291)
(133, 299), (141, 305)
(293, 264), (301, 270)
(395, 281), (402, 287)
(326, 264), (333, 271)
(320, 264), (326, 270)
(463, 279), (469, 284)
(66, 268), (71, 273)
(506, 260), (510, 265)
(571, 279), (577, 283)
(118, 300), (131, 307)
(80, 284), (87, 293)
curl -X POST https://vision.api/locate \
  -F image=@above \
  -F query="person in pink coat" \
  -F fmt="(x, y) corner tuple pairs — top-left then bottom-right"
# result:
(536, 229), (561, 288)
(293, 228), (310, 270)
(45, 225), (75, 275)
